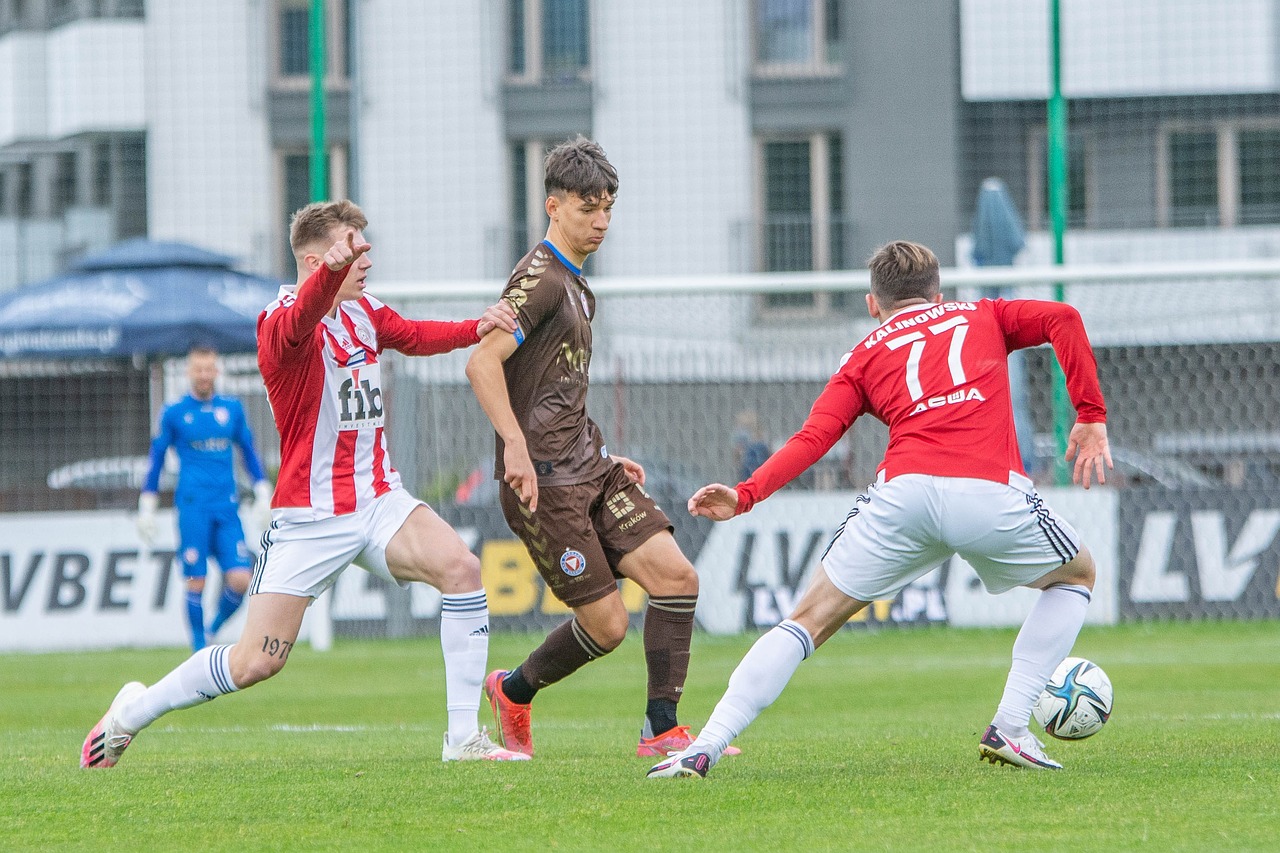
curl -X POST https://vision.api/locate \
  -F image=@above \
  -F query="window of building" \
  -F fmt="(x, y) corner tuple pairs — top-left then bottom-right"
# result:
(48, 0), (74, 26)
(1026, 129), (1091, 230)
(1158, 120), (1280, 228)
(491, 139), (561, 276)
(1237, 128), (1280, 225)
(274, 0), (351, 85)
(753, 0), (841, 77)
(115, 134), (147, 237)
(92, 140), (112, 206)
(756, 133), (845, 314)
(14, 163), (32, 218)
(53, 151), (78, 214)
(507, 0), (590, 85)
(1167, 129), (1219, 226)
(278, 147), (348, 274)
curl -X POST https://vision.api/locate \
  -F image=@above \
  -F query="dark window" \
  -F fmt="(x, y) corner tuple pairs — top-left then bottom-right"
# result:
(54, 152), (77, 214)
(280, 3), (309, 77)
(284, 153), (312, 223)
(756, 0), (811, 65)
(508, 0), (526, 76)
(282, 151), (333, 272)
(763, 140), (813, 276)
(823, 0), (840, 64)
(49, 0), (75, 26)
(1042, 131), (1088, 229)
(1169, 130), (1219, 226)
(116, 135), (147, 237)
(542, 0), (589, 82)
(14, 163), (32, 217)
(93, 140), (112, 206)
(510, 141), (530, 259)
(1238, 129), (1280, 225)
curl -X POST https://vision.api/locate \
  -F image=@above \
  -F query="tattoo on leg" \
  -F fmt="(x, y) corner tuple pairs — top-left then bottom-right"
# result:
(260, 635), (294, 661)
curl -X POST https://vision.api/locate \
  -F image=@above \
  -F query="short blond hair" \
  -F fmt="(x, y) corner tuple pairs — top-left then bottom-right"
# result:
(867, 240), (940, 307)
(289, 200), (368, 257)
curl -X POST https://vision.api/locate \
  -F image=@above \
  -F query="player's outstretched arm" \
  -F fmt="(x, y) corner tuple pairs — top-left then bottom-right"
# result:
(688, 484), (740, 521)
(1065, 421), (1113, 489)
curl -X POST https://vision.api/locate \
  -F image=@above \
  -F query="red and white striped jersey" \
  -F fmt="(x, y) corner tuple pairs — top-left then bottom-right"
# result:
(257, 264), (480, 521)
(736, 298), (1107, 513)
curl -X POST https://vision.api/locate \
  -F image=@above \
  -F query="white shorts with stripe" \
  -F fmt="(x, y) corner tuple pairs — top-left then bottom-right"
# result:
(251, 486), (423, 598)
(821, 471), (1080, 602)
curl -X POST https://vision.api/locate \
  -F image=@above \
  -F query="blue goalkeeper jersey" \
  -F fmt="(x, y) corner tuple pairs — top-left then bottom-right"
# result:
(143, 394), (267, 507)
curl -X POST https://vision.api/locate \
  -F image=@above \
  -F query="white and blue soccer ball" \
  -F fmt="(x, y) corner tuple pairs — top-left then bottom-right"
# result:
(1032, 656), (1113, 740)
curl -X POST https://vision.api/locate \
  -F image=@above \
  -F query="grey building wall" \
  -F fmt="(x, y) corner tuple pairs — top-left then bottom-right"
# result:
(842, 2), (963, 265)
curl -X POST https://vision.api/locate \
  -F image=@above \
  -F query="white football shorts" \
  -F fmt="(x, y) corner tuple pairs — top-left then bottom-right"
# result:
(250, 487), (424, 598)
(821, 471), (1080, 601)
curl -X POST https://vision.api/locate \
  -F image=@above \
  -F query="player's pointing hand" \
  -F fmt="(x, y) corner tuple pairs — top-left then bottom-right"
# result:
(324, 230), (371, 271)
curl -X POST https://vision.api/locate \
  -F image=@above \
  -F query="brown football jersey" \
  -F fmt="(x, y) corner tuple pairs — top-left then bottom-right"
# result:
(494, 241), (611, 487)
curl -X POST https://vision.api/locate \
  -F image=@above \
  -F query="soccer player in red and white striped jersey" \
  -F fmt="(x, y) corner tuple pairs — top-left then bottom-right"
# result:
(649, 240), (1113, 779)
(81, 201), (530, 768)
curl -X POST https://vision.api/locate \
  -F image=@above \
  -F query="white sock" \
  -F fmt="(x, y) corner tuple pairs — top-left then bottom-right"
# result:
(117, 644), (239, 734)
(440, 590), (489, 747)
(993, 584), (1091, 737)
(692, 620), (814, 763)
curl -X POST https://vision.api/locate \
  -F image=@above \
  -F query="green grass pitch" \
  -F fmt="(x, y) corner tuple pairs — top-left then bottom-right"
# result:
(3, 621), (1278, 851)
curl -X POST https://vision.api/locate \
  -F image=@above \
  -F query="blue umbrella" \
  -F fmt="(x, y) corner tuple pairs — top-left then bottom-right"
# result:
(0, 239), (282, 359)
(971, 177), (1026, 267)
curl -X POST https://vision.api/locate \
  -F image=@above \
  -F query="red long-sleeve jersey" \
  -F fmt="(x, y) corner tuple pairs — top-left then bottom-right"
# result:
(735, 299), (1106, 514)
(257, 264), (480, 520)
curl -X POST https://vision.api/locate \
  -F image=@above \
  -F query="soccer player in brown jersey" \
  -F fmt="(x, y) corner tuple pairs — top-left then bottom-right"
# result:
(466, 136), (729, 759)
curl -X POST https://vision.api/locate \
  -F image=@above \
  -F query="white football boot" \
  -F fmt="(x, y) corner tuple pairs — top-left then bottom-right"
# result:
(80, 682), (147, 769)
(441, 727), (531, 762)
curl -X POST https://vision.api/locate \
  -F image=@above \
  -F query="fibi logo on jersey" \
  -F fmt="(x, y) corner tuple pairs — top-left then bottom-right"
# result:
(337, 367), (384, 429)
(560, 548), (587, 577)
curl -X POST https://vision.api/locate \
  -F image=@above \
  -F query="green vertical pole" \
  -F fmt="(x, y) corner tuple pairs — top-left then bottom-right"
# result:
(309, 0), (328, 202)
(1047, 0), (1072, 484)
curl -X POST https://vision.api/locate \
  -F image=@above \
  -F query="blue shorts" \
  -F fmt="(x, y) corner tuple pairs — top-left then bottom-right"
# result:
(177, 501), (251, 578)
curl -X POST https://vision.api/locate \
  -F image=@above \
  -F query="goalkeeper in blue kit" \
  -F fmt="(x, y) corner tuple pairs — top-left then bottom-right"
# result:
(137, 346), (272, 651)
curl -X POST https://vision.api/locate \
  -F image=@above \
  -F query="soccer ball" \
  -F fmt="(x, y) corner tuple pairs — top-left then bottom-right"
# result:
(1032, 656), (1113, 740)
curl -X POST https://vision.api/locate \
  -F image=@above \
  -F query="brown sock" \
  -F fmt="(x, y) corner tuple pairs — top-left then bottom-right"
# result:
(644, 594), (697, 704)
(520, 617), (610, 692)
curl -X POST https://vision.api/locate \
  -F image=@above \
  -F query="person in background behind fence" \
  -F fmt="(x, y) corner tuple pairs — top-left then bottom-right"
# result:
(137, 345), (271, 652)
(648, 239), (1112, 780)
(84, 200), (527, 769)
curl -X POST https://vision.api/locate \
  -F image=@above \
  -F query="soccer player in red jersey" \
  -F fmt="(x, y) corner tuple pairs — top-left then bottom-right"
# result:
(649, 240), (1112, 778)
(81, 201), (529, 768)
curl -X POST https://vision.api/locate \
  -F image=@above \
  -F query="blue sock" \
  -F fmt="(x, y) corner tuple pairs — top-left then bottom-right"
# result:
(186, 590), (206, 652)
(209, 587), (245, 635)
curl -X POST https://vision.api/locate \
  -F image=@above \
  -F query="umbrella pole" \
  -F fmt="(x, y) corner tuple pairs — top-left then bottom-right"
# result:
(148, 359), (165, 432)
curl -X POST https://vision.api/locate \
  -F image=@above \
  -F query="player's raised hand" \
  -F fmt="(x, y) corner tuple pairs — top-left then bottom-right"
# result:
(1065, 421), (1113, 490)
(324, 230), (371, 271)
(477, 299), (519, 337)
(688, 483), (739, 521)
(611, 454), (645, 485)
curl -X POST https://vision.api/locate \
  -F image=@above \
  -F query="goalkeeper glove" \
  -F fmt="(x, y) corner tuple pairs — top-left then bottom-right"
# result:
(252, 480), (273, 530)
(136, 492), (159, 546)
